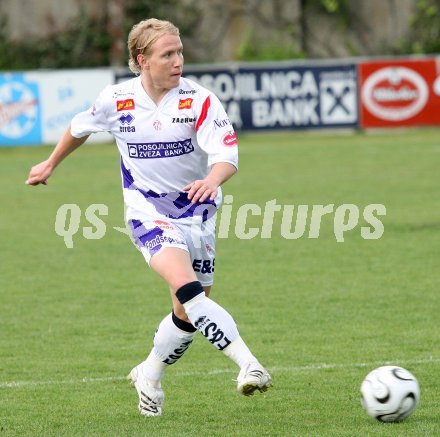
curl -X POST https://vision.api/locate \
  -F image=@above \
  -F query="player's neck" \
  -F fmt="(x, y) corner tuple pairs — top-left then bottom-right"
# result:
(140, 76), (169, 106)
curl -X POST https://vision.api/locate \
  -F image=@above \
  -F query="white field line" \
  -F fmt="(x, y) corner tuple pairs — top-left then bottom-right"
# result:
(1, 356), (438, 389)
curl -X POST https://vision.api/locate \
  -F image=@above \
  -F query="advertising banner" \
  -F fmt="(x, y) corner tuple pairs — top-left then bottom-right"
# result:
(359, 58), (440, 128)
(0, 69), (113, 147)
(4, 56), (440, 147)
(0, 72), (42, 145)
(185, 63), (358, 130)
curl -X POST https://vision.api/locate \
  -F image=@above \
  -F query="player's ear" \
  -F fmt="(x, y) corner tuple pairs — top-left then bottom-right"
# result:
(137, 53), (149, 70)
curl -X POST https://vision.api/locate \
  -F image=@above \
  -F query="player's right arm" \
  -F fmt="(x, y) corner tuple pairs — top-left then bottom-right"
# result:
(25, 125), (89, 186)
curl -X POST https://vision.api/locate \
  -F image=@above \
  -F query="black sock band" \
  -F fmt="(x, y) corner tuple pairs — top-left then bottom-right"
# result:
(172, 311), (197, 333)
(175, 281), (204, 305)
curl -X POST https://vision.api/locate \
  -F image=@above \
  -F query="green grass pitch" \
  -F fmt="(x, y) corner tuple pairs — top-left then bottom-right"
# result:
(0, 129), (439, 436)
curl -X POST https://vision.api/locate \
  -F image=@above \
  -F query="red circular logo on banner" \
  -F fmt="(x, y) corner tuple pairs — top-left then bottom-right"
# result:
(362, 67), (428, 121)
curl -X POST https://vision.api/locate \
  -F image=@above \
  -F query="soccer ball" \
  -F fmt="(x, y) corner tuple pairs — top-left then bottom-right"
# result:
(360, 366), (420, 422)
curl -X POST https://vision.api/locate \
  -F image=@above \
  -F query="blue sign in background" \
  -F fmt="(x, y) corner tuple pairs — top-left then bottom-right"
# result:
(184, 63), (358, 130)
(0, 73), (42, 146)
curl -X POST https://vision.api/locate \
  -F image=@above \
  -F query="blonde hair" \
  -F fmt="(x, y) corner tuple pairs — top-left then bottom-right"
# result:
(127, 18), (180, 74)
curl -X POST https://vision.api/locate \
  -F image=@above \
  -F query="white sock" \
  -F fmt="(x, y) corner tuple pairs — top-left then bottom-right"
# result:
(142, 349), (167, 387)
(176, 281), (259, 367)
(222, 336), (258, 368)
(142, 312), (196, 384)
(183, 292), (239, 351)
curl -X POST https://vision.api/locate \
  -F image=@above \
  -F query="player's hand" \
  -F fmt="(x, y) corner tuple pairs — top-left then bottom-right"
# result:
(183, 179), (218, 204)
(25, 160), (54, 186)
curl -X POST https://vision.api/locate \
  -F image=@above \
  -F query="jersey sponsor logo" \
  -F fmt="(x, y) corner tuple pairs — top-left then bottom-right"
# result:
(214, 118), (231, 129)
(179, 89), (197, 95)
(222, 130), (238, 147)
(116, 98), (135, 111)
(120, 126), (136, 132)
(178, 98), (193, 109)
(153, 120), (162, 130)
(145, 234), (185, 251)
(119, 113), (135, 132)
(112, 90), (135, 99)
(172, 117), (196, 123)
(128, 139), (194, 159)
(119, 113), (134, 124)
(192, 258), (215, 274)
(153, 219), (175, 230)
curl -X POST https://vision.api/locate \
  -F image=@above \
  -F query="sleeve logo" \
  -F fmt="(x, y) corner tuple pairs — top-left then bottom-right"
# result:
(178, 98), (193, 110)
(222, 131), (238, 147)
(117, 99), (135, 111)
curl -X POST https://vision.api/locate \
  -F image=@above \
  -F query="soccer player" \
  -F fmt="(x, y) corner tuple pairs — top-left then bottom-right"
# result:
(26, 18), (272, 416)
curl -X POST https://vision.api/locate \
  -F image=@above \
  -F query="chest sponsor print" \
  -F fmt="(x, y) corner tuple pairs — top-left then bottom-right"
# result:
(128, 139), (194, 159)
(172, 117), (196, 123)
(117, 99), (135, 111)
(119, 113), (136, 132)
(178, 98), (193, 109)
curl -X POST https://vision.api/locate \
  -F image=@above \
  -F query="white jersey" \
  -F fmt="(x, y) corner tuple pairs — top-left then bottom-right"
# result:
(71, 76), (238, 222)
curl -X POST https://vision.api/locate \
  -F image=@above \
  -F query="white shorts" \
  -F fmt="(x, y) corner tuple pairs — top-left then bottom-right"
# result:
(128, 212), (217, 286)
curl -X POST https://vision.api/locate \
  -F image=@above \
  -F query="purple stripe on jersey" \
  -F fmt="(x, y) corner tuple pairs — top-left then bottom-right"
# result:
(141, 190), (217, 221)
(120, 157), (134, 188)
(120, 158), (217, 222)
(169, 192), (217, 221)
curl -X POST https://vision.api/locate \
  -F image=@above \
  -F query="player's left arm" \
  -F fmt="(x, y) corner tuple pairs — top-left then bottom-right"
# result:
(183, 162), (237, 204)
